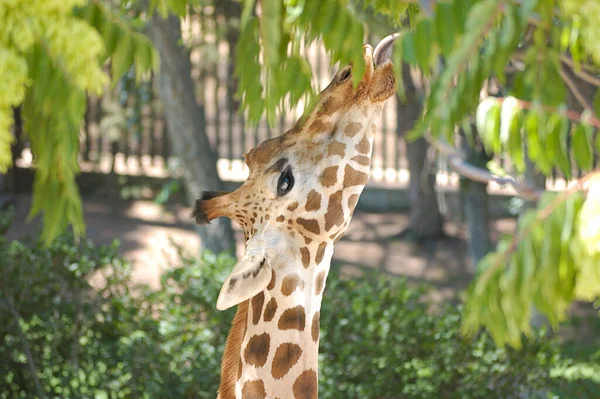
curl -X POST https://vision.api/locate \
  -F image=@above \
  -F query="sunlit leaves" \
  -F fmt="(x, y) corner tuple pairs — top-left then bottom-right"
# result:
(402, 0), (536, 142)
(462, 183), (600, 348)
(572, 125), (593, 171)
(236, 17), (265, 123)
(559, 0), (600, 67)
(475, 97), (599, 177)
(0, 0), (158, 243)
(77, 1), (158, 84)
(237, 0), (365, 125)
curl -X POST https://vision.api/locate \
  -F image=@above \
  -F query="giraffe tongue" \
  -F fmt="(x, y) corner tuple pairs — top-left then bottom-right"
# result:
(373, 33), (400, 65)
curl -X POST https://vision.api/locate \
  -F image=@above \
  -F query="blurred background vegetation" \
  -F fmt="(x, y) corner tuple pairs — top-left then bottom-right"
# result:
(2, 0), (600, 397)
(1, 209), (599, 398)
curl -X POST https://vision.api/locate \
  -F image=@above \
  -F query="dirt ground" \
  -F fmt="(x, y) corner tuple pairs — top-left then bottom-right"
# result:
(5, 193), (518, 302)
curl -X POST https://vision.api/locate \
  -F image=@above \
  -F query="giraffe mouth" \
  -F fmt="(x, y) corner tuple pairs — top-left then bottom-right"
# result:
(373, 33), (400, 66)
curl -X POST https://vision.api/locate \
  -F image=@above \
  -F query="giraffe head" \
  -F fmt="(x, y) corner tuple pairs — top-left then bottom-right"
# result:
(194, 37), (397, 311)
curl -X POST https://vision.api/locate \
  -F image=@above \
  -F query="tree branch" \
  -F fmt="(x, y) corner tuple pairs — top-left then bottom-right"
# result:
(425, 133), (543, 201)
(477, 170), (600, 288)
(559, 67), (596, 115)
(494, 96), (600, 129)
(560, 55), (600, 87)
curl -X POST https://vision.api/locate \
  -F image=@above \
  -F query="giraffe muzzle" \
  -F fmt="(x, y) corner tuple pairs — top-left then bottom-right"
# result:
(192, 190), (232, 224)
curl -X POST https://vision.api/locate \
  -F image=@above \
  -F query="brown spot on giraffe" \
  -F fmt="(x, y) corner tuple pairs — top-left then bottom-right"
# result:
(304, 190), (321, 212)
(314, 271), (326, 295)
(343, 164), (369, 187)
(276, 215), (285, 223)
(287, 202), (298, 211)
(318, 97), (341, 115)
(251, 292), (265, 325)
(300, 247), (310, 268)
(319, 166), (338, 188)
(267, 270), (276, 290)
(293, 370), (318, 399)
(327, 141), (346, 157)
(271, 343), (303, 379)
(311, 311), (320, 342)
(296, 218), (320, 235)
(351, 154), (371, 166)
(244, 333), (270, 367)
(348, 193), (360, 213)
(263, 298), (278, 322)
(344, 122), (363, 137)
(315, 242), (327, 264)
(324, 190), (344, 231)
(278, 306), (306, 331)
(241, 380), (267, 399)
(308, 119), (334, 135)
(281, 273), (305, 296)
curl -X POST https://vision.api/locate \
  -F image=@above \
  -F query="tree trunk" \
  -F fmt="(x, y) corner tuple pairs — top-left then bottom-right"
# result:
(399, 66), (444, 240)
(458, 127), (492, 269)
(147, 14), (235, 254)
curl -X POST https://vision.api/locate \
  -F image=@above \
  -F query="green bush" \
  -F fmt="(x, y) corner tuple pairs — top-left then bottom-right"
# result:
(0, 210), (236, 398)
(320, 273), (557, 398)
(0, 210), (581, 398)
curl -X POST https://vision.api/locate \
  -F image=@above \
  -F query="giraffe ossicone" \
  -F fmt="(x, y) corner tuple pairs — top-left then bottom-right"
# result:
(193, 34), (399, 399)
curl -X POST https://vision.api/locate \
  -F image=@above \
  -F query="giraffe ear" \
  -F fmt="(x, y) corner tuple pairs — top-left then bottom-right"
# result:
(216, 253), (272, 311)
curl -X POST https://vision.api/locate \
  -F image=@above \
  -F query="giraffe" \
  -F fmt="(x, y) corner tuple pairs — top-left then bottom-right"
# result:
(193, 34), (399, 399)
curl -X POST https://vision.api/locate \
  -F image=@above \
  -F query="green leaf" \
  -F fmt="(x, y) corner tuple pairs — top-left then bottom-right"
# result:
(476, 98), (501, 154)
(435, 2), (455, 57)
(261, 0), (282, 67)
(401, 31), (417, 66)
(571, 124), (593, 171)
(500, 98), (524, 172)
(110, 30), (133, 86)
(525, 111), (551, 174)
(594, 90), (600, 117)
(414, 19), (433, 74)
(546, 114), (571, 179)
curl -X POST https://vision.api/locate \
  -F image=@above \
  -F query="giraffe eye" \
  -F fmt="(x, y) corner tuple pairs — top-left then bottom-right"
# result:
(277, 166), (294, 197)
(337, 67), (351, 83)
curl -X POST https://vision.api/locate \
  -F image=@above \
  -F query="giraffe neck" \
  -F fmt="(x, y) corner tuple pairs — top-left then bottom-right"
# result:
(221, 242), (334, 399)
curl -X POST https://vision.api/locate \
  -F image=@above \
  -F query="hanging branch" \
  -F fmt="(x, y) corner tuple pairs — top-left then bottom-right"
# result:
(476, 170), (600, 288)
(425, 133), (543, 201)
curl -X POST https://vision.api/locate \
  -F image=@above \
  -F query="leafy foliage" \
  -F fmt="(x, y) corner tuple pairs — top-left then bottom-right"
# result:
(0, 227), (233, 398)
(236, 0), (600, 348)
(236, 0), (366, 125)
(0, 0), (156, 243)
(463, 176), (600, 348)
(320, 271), (559, 398)
(0, 216), (575, 398)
